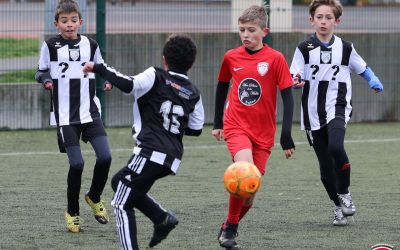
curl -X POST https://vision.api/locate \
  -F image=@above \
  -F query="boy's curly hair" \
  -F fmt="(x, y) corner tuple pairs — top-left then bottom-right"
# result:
(55, 0), (82, 21)
(163, 34), (197, 74)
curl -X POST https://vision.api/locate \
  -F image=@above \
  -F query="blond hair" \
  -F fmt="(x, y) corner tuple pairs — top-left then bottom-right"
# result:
(238, 5), (268, 29)
(309, 0), (343, 19)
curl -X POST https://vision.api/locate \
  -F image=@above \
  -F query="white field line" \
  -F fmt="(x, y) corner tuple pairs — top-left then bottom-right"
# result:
(1, 138), (400, 157)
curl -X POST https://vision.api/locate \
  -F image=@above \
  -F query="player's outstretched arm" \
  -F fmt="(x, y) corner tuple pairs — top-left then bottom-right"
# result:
(360, 66), (383, 93)
(83, 62), (133, 93)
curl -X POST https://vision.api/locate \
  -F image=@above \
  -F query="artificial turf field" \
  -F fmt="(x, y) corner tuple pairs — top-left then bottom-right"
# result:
(0, 123), (399, 250)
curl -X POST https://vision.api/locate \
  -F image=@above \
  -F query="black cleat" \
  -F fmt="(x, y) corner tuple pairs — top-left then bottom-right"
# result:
(149, 211), (179, 248)
(218, 222), (239, 248)
(227, 243), (241, 250)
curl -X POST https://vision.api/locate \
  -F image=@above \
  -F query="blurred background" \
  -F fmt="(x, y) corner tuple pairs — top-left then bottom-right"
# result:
(0, 0), (399, 129)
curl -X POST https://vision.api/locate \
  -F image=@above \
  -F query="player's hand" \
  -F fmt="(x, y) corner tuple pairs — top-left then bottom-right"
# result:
(284, 148), (295, 159)
(280, 133), (295, 158)
(43, 81), (53, 90)
(293, 73), (305, 89)
(368, 77), (383, 93)
(212, 129), (224, 141)
(82, 62), (95, 75)
(104, 81), (113, 91)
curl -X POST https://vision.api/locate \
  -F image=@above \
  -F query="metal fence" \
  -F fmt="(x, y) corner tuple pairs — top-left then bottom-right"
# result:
(0, 0), (399, 129)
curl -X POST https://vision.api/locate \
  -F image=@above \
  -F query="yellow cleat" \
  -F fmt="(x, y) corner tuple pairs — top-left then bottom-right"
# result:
(65, 212), (82, 233)
(85, 194), (109, 224)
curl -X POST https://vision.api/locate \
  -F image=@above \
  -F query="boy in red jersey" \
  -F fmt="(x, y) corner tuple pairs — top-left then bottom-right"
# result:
(212, 5), (296, 249)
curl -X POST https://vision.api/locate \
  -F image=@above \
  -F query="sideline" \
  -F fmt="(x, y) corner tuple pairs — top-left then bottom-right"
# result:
(1, 138), (399, 157)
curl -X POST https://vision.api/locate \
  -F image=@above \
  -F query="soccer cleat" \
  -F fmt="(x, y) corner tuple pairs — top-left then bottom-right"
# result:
(333, 207), (348, 226)
(149, 211), (179, 248)
(338, 193), (356, 216)
(226, 243), (241, 250)
(65, 212), (82, 233)
(218, 222), (239, 248)
(85, 193), (109, 224)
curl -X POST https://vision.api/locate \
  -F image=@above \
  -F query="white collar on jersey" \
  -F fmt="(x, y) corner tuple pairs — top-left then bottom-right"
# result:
(168, 71), (188, 79)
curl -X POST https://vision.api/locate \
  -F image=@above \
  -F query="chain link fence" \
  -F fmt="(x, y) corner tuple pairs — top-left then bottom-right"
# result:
(0, 0), (399, 129)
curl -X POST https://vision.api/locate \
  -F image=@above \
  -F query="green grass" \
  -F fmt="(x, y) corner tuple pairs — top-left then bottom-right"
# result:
(0, 38), (39, 59)
(0, 69), (35, 83)
(0, 123), (399, 249)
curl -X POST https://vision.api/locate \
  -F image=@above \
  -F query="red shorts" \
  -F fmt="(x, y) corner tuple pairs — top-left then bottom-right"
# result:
(225, 132), (271, 175)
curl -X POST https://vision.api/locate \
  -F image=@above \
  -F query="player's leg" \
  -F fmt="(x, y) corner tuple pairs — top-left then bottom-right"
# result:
(111, 178), (139, 250)
(218, 146), (270, 249)
(82, 120), (112, 224)
(218, 134), (252, 248)
(124, 158), (176, 248)
(84, 120), (112, 202)
(111, 155), (175, 249)
(327, 118), (355, 216)
(61, 125), (84, 232)
(237, 145), (270, 221)
(311, 127), (347, 226)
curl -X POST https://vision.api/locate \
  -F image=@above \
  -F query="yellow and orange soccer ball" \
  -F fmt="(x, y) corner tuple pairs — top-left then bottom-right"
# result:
(223, 161), (262, 199)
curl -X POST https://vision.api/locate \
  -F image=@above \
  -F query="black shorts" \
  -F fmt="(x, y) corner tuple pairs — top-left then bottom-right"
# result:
(58, 119), (107, 148)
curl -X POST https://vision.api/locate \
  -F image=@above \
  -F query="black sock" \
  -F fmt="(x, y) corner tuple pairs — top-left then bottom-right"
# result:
(67, 167), (83, 215)
(88, 159), (111, 203)
(337, 163), (351, 194)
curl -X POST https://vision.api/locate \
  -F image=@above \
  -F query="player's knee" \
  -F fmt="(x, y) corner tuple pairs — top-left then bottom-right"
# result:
(111, 172), (123, 192)
(111, 176), (118, 192)
(70, 159), (84, 170)
(97, 154), (112, 167)
(328, 142), (344, 157)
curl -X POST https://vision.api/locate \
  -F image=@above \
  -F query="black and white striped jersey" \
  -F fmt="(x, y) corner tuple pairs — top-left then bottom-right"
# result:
(95, 65), (204, 173)
(290, 35), (367, 131)
(36, 34), (104, 126)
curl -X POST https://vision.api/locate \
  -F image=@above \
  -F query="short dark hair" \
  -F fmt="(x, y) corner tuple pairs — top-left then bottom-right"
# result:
(55, 0), (82, 21)
(163, 34), (197, 73)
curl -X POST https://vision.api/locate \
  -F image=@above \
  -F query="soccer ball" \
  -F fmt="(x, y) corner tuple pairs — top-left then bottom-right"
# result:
(223, 161), (262, 199)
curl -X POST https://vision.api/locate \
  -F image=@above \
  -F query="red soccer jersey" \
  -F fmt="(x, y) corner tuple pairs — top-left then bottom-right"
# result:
(218, 45), (293, 148)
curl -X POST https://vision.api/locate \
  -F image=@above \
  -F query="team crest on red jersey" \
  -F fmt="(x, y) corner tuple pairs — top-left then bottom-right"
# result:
(257, 62), (268, 76)
(238, 78), (261, 106)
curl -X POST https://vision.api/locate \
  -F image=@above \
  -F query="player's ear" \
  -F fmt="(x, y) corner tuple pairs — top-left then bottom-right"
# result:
(162, 56), (169, 71)
(335, 17), (341, 26)
(263, 27), (269, 36)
